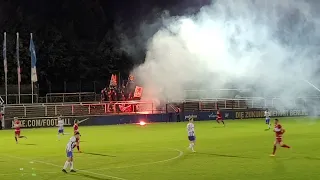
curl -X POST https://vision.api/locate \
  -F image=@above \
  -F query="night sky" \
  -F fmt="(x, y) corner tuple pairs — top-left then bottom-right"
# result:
(0, 0), (209, 94)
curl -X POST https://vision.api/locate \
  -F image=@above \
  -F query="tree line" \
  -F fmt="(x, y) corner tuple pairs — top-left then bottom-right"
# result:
(0, 0), (206, 94)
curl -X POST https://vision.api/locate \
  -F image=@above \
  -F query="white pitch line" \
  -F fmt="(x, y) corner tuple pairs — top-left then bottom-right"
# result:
(5, 155), (128, 180)
(93, 148), (184, 171)
(0, 171), (59, 176)
(3, 148), (184, 179)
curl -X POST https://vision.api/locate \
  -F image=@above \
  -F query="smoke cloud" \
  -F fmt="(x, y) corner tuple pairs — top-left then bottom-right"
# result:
(130, 0), (320, 108)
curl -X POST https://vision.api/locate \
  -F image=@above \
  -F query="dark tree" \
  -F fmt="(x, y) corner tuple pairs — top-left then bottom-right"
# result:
(0, 0), (205, 95)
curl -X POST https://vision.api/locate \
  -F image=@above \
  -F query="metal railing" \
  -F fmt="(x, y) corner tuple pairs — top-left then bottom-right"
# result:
(0, 92), (99, 104)
(0, 94), (39, 104)
(171, 98), (265, 108)
(183, 89), (251, 99)
(2, 101), (159, 119)
(170, 97), (320, 111)
(3, 97), (320, 120)
(45, 92), (98, 103)
(0, 96), (4, 106)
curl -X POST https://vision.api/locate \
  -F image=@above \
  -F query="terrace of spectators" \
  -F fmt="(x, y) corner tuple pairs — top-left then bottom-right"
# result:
(2, 91), (320, 120)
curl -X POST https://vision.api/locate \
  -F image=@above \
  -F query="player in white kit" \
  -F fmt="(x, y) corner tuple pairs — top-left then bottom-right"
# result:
(57, 115), (64, 140)
(264, 109), (271, 129)
(187, 118), (196, 152)
(62, 132), (80, 173)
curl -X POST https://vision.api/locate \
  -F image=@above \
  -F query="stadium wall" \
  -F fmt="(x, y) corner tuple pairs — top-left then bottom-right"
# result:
(182, 109), (308, 121)
(4, 114), (169, 129)
(3, 109), (308, 129)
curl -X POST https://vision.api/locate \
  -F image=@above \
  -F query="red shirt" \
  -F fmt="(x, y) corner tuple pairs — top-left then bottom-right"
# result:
(217, 110), (221, 117)
(15, 121), (21, 131)
(73, 123), (79, 132)
(274, 124), (283, 139)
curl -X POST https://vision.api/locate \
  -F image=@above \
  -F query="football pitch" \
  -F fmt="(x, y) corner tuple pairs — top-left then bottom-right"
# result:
(0, 118), (319, 180)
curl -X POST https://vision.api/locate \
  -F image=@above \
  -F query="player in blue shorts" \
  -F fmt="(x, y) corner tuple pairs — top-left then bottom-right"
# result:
(264, 109), (271, 129)
(187, 118), (196, 152)
(62, 132), (80, 173)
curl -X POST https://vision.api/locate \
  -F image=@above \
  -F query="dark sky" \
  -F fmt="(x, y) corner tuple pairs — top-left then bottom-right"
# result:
(0, 0), (209, 94)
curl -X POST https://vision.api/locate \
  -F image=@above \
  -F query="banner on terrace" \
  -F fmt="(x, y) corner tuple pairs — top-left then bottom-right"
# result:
(234, 109), (308, 119)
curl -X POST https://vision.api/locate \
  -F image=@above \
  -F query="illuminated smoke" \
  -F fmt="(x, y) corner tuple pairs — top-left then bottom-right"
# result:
(131, 0), (320, 109)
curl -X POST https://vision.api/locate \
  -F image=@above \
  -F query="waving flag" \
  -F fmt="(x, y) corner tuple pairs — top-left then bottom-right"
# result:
(17, 33), (21, 83)
(3, 32), (7, 74)
(109, 74), (118, 87)
(16, 33), (22, 103)
(30, 34), (37, 82)
(3, 32), (8, 103)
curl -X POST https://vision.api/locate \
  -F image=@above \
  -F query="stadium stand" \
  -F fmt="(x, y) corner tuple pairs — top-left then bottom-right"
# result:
(2, 101), (157, 120)
(45, 92), (98, 103)
(167, 96), (316, 113)
(2, 96), (318, 120)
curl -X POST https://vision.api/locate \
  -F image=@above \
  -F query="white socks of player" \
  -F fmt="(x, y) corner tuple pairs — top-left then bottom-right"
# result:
(189, 143), (195, 152)
(63, 161), (74, 170)
(268, 123), (271, 129)
(63, 161), (69, 169)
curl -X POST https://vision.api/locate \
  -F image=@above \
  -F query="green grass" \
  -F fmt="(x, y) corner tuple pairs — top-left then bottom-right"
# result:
(0, 117), (319, 180)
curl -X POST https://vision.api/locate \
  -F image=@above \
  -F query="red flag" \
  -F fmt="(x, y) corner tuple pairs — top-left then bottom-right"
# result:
(113, 74), (118, 86)
(134, 86), (143, 98)
(119, 104), (132, 112)
(109, 74), (118, 87)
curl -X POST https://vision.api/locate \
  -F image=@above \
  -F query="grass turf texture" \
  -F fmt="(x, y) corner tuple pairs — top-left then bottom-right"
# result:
(0, 117), (319, 180)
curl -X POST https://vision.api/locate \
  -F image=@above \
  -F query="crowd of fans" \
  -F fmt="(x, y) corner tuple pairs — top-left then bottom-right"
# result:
(99, 75), (141, 112)
(100, 86), (139, 113)
(100, 86), (135, 102)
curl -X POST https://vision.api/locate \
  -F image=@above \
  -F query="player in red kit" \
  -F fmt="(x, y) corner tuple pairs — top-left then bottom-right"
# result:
(270, 119), (290, 156)
(216, 108), (225, 126)
(14, 117), (27, 143)
(73, 121), (81, 152)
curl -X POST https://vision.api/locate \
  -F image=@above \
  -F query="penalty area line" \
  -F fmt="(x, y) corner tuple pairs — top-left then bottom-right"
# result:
(4, 155), (128, 180)
(93, 148), (184, 171)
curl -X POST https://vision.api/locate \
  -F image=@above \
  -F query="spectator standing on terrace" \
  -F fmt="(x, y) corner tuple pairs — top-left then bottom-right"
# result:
(107, 88), (112, 101)
(127, 92), (133, 100)
(120, 92), (126, 101)
(118, 87), (126, 101)
(101, 88), (107, 101)
(176, 106), (181, 122)
(111, 88), (117, 101)
(168, 112), (173, 122)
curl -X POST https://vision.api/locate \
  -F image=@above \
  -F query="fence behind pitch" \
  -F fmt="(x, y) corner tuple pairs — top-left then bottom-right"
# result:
(2, 101), (161, 120)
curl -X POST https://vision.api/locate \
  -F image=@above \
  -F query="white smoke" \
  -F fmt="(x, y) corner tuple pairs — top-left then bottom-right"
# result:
(131, 0), (320, 108)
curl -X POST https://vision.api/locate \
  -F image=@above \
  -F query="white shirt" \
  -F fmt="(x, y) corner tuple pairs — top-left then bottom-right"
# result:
(187, 123), (195, 136)
(58, 119), (64, 129)
(66, 136), (76, 152)
(264, 111), (270, 119)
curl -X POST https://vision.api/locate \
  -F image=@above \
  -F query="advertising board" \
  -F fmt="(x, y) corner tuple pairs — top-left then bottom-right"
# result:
(4, 109), (308, 129)
(5, 113), (169, 129)
(183, 109), (308, 121)
(234, 109), (308, 119)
